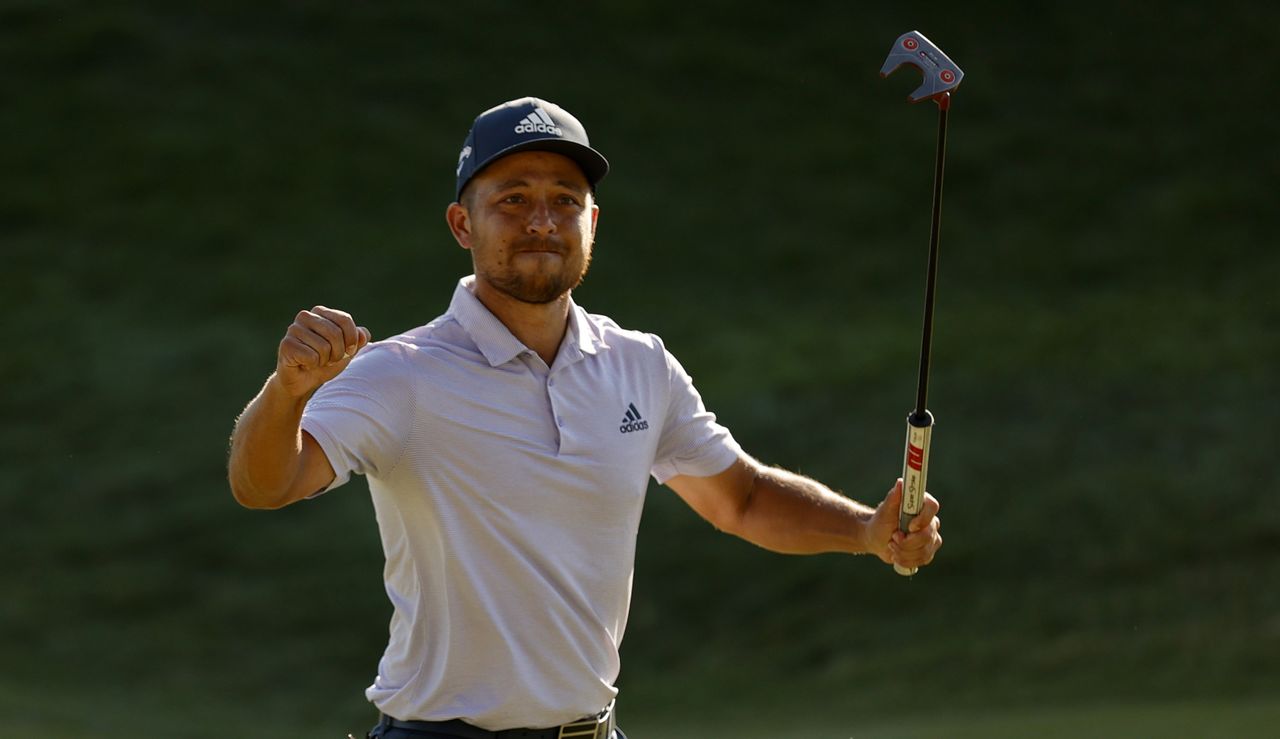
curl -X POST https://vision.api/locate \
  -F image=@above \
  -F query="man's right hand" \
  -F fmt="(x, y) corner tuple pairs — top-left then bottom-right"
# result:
(276, 306), (371, 398)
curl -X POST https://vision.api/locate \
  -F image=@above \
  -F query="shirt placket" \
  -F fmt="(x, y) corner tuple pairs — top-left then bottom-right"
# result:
(546, 342), (587, 455)
(547, 369), (565, 452)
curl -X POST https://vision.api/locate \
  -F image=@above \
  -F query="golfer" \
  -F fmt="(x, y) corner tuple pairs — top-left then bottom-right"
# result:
(228, 97), (942, 739)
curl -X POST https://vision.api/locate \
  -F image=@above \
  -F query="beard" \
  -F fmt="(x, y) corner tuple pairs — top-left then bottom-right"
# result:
(483, 237), (593, 304)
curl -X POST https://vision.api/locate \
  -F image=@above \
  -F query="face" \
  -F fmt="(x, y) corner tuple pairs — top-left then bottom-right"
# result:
(447, 151), (599, 305)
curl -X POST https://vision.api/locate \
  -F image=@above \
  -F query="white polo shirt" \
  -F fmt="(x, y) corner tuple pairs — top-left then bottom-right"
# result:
(301, 276), (740, 730)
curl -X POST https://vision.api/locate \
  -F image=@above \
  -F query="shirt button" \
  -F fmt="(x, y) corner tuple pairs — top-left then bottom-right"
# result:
(557, 416), (565, 427)
(548, 378), (555, 387)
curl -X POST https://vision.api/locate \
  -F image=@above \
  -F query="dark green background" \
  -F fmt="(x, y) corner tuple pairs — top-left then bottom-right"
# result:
(3, 2), (1277, 736)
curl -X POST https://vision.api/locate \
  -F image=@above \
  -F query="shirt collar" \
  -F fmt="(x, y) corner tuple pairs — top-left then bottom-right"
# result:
(449, 275), (604, 368)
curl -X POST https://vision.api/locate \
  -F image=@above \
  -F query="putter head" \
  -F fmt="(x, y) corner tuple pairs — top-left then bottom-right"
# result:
(880, 31), (963, 104)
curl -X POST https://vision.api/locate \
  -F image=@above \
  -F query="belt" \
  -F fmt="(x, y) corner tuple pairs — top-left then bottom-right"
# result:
(379, 701), (615, 739)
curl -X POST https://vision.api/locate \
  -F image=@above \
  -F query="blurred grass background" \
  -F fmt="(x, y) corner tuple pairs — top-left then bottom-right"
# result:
(2, 1), (1278, 736)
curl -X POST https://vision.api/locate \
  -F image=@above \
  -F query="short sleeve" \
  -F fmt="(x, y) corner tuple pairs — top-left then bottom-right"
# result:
(650, 345), (742, 484)
(300, 344), (413, 495)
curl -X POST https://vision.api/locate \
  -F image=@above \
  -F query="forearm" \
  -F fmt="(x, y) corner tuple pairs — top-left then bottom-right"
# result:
(735, 464), (875, 555)
(227, 374), (312, 509)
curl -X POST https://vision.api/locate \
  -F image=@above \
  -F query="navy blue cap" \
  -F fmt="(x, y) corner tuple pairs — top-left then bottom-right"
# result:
(454, 97), (609, 201)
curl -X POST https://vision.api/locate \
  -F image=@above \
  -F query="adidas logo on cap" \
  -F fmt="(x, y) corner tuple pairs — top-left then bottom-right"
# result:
(619, 403), (648, 434)
(514, 107), (563, 136)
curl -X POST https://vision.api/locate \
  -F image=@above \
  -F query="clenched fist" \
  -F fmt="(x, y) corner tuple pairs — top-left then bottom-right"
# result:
(276, 306), (371, 398)
(864, 479), (942, 571)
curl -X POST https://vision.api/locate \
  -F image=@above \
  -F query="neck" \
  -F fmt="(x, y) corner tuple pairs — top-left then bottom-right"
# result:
(472, 281), (571, 366)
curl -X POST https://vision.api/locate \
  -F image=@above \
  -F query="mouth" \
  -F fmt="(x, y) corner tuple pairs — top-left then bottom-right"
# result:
(513, 238), (565, 256)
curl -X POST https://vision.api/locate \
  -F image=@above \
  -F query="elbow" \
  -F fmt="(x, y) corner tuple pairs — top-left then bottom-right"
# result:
(229, 476), (291, 510)
(227, 452), (306, 510)
(229, 480), (265, 509)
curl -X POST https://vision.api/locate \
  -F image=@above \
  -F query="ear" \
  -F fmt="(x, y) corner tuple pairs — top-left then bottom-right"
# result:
(445, 202), (473, 249)
(589, 202), (600, 238)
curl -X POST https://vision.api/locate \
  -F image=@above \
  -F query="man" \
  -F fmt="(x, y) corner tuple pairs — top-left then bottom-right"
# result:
(228, 97), (942, 739)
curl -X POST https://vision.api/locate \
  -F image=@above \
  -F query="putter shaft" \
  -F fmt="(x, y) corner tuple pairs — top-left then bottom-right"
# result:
(913, 93), (949, 421)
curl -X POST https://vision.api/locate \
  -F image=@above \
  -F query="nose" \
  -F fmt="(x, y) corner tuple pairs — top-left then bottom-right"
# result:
(526, 198), (557, 237)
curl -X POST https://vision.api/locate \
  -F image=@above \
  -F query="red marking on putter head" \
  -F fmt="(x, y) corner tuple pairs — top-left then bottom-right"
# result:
(880, 30), (964, 104)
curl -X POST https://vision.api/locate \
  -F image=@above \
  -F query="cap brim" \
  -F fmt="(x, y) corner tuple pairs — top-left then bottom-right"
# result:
(463, 139), (609, 198)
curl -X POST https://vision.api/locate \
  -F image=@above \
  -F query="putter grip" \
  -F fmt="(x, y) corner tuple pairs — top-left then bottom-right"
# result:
(894, 411), (933, 576)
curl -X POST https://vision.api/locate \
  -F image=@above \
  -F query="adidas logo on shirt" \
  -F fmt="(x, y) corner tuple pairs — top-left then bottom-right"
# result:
(619, 403), (648, 434)
(514, 107), (563, 136)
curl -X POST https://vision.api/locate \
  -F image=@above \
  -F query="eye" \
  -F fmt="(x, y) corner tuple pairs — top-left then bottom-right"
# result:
(556, 194), (582, 207)
(502, 194), (526, 204)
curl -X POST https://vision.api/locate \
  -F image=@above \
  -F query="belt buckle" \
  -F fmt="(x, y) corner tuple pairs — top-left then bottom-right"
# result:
(557, 700), (614, 739)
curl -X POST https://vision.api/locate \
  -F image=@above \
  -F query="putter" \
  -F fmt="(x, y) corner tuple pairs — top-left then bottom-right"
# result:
(879, 31), (963, 576)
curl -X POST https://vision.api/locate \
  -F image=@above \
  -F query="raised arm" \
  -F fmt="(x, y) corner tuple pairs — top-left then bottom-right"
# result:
(228, 307), (370, 509)
(665, 455), (941, 570)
